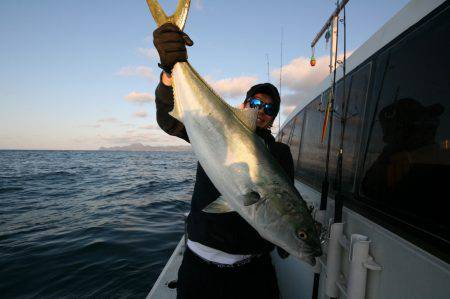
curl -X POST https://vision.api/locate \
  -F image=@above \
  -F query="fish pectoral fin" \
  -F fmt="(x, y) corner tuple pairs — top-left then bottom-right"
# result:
(230, 107), (258, 132)
(243, 191), (262, 206)
(202, 196), (235, 213)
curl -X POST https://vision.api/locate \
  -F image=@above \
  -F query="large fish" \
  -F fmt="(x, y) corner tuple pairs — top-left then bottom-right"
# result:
(146, 0), (322, 264)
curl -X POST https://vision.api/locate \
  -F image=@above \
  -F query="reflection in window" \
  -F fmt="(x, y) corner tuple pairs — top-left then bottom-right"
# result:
(290, 112), (305, 169)
(359, 7), (450, 242)
(280, 121), (293, 145)
(330, 64), (371, 193)
(329, 80), (346, 190)
(296, 95), (327, 188)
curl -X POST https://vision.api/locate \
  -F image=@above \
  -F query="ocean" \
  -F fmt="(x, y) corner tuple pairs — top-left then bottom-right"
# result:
(0, 150), (196, 298)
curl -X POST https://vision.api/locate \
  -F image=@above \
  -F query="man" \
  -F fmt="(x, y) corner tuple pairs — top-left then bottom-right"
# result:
(153, 23), (294, 299)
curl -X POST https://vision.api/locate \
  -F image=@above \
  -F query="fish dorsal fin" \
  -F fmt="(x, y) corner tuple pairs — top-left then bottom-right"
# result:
(202, 196), (234, 213)
(230, 107), (258, 132)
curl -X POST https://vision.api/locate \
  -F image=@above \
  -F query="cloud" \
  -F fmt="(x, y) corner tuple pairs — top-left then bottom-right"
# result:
(144, 34), (152, 44)
(282, 105), (296, 116)
(270, 54), (351, 119)
(194, 0), (203, 10)
(140, 124), (158, 130)
(209, 76), (258, 99)
(272, 55), (330, 94)
(82, 118), (120, 129)
(119, 123), (133, 128)
(133, 110), (148, 118)
(137, 47), (159, 61)
(83, 124), (101, 128)
(97, 117), (119, 123)
(98, 130), (187, 146)
(279, 93), (312, 116)
(116, 66), (156, 81)
(124, 91), (154, 104)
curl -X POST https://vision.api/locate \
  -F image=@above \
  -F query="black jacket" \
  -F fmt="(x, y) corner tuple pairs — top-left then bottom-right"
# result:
(155, 80), (295, 255)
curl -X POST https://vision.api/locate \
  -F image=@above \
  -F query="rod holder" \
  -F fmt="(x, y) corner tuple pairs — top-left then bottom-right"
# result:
(347, 234), (370, 299)
(324, 226), (382, 299)
(325, 222), (343, 297)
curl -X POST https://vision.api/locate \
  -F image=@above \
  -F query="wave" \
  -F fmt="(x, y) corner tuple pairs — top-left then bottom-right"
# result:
(96, 178), (195, 199)
(136, 178), (194, 193)
(1, 171), (77, 182)
(35, 171), (78, 179)
(0, 187), (23, 194)
(0, 150), (197, 298)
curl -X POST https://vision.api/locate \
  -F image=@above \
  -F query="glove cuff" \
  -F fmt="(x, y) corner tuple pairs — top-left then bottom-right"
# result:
(158, 63), (172, 74)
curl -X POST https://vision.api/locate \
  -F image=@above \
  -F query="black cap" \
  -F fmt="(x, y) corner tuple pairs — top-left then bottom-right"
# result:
(379, 98), (444, 125)
(245, 83), (281, 117)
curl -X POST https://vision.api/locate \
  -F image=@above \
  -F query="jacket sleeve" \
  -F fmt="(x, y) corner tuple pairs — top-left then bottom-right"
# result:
(155, 77), (190, 143)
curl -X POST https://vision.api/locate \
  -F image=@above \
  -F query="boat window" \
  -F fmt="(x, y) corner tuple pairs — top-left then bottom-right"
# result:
(358, 6), (450, 243)
(290, 111), (305, 170)
(328, 80), (346, 191)
(280, 121), (293, 145)
(330, 63), (372, 193)
(296, 95), (327, 189)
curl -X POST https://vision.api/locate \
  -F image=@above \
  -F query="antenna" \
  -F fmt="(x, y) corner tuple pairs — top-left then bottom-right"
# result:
(278, 27), (283, 134)
(266, 54), (270, 82)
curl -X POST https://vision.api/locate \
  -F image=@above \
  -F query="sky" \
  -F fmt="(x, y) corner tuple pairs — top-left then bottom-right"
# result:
(0, 0), (409, 150)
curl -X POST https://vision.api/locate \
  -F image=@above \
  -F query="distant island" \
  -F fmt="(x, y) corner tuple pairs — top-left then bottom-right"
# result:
(98, 143), (191, 152)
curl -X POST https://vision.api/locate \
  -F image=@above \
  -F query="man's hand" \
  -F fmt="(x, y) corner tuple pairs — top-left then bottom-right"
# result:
(161, 72), (173, 87)
(153, 23), (194, 74)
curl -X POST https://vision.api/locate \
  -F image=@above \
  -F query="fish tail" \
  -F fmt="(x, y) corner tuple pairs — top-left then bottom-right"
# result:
(146, 0), (191, 31)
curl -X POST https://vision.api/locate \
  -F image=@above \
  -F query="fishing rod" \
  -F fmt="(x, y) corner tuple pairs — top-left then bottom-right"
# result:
(310, 1), (349, 299)
(279, 27), (283, 134)
(311, 0), (349, 49)
(321, 21), (339, 299)
(334, 0), (347, 225)
(310, 0), (350, 223)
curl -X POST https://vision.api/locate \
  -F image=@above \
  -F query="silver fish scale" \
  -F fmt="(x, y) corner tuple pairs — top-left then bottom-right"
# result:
(170, 62), (321, 264)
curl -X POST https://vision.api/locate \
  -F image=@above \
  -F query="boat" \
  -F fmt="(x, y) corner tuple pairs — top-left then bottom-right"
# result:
(148, 0), (449, 297)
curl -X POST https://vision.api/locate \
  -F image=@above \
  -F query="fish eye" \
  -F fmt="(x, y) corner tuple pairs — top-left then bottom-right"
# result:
(297, 229), (308, 240)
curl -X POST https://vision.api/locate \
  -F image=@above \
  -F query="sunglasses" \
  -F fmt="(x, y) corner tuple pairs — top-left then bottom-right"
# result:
(248, 98), (276, 117)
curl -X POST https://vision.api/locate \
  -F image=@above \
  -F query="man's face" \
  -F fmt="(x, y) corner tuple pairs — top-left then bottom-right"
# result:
(244, 93), (275, 129)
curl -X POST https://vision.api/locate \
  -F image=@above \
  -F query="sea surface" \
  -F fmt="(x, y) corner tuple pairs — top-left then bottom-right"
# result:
(0, 150), (196, 298)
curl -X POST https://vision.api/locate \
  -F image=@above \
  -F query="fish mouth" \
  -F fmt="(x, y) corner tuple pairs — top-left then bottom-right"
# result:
(312, 248), (323, 257)
(305, 248), (322, 259)
(300, 254), (317, 266)
(298, 240), (322, 258)
(294, 248), (322, 266)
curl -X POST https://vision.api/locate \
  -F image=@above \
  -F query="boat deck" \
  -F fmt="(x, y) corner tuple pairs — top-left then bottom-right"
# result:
(147, 234), (315, 299)
(146, 237), (185, 299)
